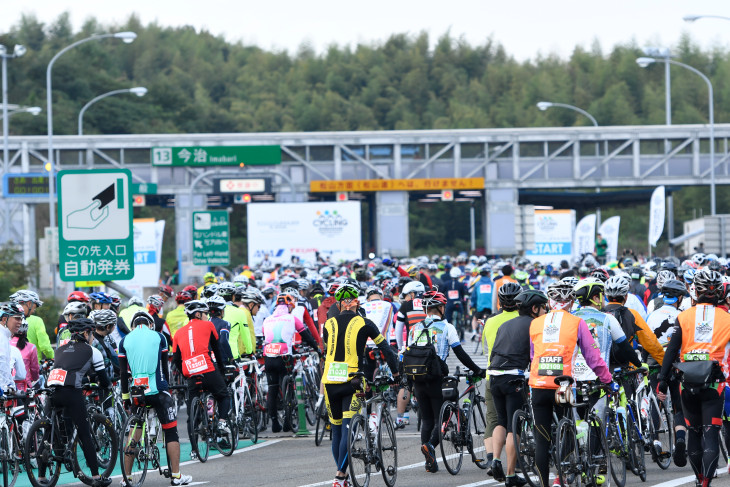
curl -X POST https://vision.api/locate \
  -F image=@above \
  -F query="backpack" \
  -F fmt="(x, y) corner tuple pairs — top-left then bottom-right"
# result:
(605, 305), (640, 364)
(402, 325), (443, 382)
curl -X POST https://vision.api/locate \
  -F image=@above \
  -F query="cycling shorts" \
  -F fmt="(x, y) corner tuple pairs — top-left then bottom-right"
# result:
(146, 391), (177, 430)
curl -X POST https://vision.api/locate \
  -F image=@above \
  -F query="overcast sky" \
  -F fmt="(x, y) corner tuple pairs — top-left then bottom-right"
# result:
(2, 1), (730, 61)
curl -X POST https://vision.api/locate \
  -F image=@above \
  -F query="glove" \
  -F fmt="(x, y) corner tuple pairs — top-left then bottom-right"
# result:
(476, 368), (487, 379)
(657, 381), (668, 395)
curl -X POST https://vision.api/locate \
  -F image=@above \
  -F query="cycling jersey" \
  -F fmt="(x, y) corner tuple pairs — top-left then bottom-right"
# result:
(572, 306), (631, 381)
(470, 276), (494, 312)
(262, 305), (309, 356)
(165, 305), (189, 339)
(210, 316), (233, 363)
(646, 303), (681, 348)
(0, 326), (14, 390)
(624, 292), (648, 320)
(407, 317), (460, 361)
(605, 302), (665, 364)
(10, 338), (38, 390)
(49, 339), (108, 389)
(171, 319), (223, 377)
(118, 325), (169, 395)
(482, 310), (519, 367)
(27, 315), (54, 360)
(489, 315), (532, 373)
(119, 304), (145, 330)
(362, 300), (394, 338)
(394, 299), (428, 348)
(225, 304), (251, 358)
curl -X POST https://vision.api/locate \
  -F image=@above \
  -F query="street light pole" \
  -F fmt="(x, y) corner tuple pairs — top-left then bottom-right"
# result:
(77, 87), (147, 164)
(637, 57), (715, 215)
(536, 101), (598, 127)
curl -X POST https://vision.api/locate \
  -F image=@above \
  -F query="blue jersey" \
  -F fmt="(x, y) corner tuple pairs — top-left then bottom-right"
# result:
(118, 326), (169, 395)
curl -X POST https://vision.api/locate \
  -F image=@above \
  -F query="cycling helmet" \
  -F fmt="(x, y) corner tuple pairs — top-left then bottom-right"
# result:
(660, 262), (678, 277)
(422, 291), (448, 309)
(574, 278), (605, 304)
(320, 267), (334, 279)
(183, 285), (198, 294)
(67, 291), (90, 303)
(683, 268), (696, 284)
(692, 253), (706, 267)
(515, 289), (549, 310)
(401, 281), (426, 296)
(0, 302), (23, 319)
(110, 294), (121, 311)
(9, 290), (43, 306)
(63, 301), (88, 318)
(281, 287), (300, 299)
(498, 282), (522, 310)
(334, 283), (360, 302)
(17, 317), (28, 334)
(450, 267), (463, 279)
(233, 275), (250, 287)
(656, 270), (675, 289)
(661, 279), (686, 299)
(89, 309), (117, 328)
(67, 318), (95, 335)
(217, 282), (236, 299)
(184, 300), (209, 317)
(276, 294), (297, 307)
(158, 284), (174, 298)
(590, 268), (610, 283)
(629, 268), (643, 280)
(404, 264), (419, 279)
(175, 291), (193, 304)
(127, 296), (144, 307)
(279, 276), (299, 290)
(708, 260), (723, 272)
(605, 275), (630, 298)
(513, 270), (529, 282)
(366, 286), (384, 299)
(147, 294), (165, 312)
(89, 292), (112, 305)
(694, 268), (723, 301)
(203, 272), (216, 283)
(206, 295), (227, 313)
(202, 283), (219, 299)
(240, 289), (264, 305)
(578, 266), (590, 278)
(131, 311), (155, 329)
(295, 278), (309, 291)
(262, 285), (277, 298)
(546, 281), (576, 303)
(561, 276), (579, 287)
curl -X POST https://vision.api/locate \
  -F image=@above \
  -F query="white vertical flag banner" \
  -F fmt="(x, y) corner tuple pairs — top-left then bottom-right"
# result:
(648, 186), (665, 247)
(598, 216), (621, 262)
(574, 213), (597, 260)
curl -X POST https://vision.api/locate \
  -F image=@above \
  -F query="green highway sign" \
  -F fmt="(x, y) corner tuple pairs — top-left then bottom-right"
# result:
(151, 145), (281, 167)
(57, 169), (134, 282)
(193, 210), (230, 266)
(132, 182), (158, 194)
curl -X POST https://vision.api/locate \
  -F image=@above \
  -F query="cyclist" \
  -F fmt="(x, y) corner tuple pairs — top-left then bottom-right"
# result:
(197, 271), (217, 299)
(493, 264), (517, 311)
(646, 270), (678, 314)
(361, 286), (396, 384)
(441, 266), (468, 340)
(482, 281), (521, 474)
(171, 300), (231, 438)
(57, 301), (89, 346)
(658, 269), (730, 487)
(317, 281), (340, 326)
(489, 289), (549, 486)
(119, 311), (192, 486)
(262, 294), (321, 432)
(167, 291), (192, 339)
(206, 295), (233, 364)
(470, 264), (494, 332)
(280, 280), (322, 349)
(46, 318), (112, 487)
(321, 283), (399, 487)
(158, 284), (174, 307)
(119, 297), (145, 332)
(647, 278), (689, 466)
(9, 290), (54, 360)
(57, 291), (89, 330)
(0, 302), (25, 392)
(405, 290), (484, 473)
(10, 315), (38, 391)
(145, 295), (171, 345)
(89, 309), (120, 376)
(529, 280), (613, 487)
(220, 283), (254, 358)
(240, 288), (267, 340)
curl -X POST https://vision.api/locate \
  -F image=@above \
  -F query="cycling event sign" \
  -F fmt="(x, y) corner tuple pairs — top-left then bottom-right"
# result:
(193, 210), (230, 265)
(57, 169), (134, 282)
(525, 209), (575, 266)
(151, 145), (281, 167)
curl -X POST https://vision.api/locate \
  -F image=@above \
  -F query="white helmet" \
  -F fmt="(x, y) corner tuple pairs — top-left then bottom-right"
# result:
(63, 301), (88, 318)
(402, 281), (425, 296)
(449, 267), (462, 279)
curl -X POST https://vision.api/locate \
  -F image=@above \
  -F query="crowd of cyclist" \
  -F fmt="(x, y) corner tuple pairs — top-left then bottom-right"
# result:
(0, 250), (728, 487)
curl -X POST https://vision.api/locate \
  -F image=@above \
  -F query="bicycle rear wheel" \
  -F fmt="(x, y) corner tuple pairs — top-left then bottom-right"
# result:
(120, 414), (148, 487)
(513, 409), (540, 487)
(650, 399), (673, 470)
(283, 377), (299, 433)
(304, 371), (318, 426)
(314, 401), (328, 447)
(378, 409), (397, 487)
(721, 422), (729, 467)
(24, 419), (61, 487)
(627, 412), (645, 481)
(438, 401), (463, 475)
(347, 414), (370, 487)
(214, 416), (237, 456)
(242, 387), (259, 444)
(470, 397), (488, 468)
(72, 413), (118, 483)
(188, 399), (210, 463)
(555, 418), (582, 487)
(605, 413), (626, 487)
(588, 415), (610, 487)
(0, 425), (19, 487)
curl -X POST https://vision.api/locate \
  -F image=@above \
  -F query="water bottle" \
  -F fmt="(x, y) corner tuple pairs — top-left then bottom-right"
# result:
(148, 410), (158, 437)
(640, 396), (650, 419)
(576, 420), (589, 447)
(369, 412), (378, 435)
(616, 406), (627, 428)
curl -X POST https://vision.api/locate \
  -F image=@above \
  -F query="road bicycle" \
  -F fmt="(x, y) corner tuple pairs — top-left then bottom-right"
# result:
(438, 367), (489, 474)
(0, 390), (39, 487)
(227, 361), (259, 443)
(119, 386), (172, 487)
(347, 372), (398, 487)
(24, 388), (117, 487)
(187, 375), (237, 462)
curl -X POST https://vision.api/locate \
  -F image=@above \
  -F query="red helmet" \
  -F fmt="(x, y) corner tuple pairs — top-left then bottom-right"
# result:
(183, 285), (198, 294)
(422, 290), (447, 308)
(67, 291), (90, 303)
(175, 291), (193, 304)
(159, 284), (174, 298)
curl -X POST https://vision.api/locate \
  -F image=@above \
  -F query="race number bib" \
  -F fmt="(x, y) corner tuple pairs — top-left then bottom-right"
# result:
(537, 356), (564, 376)
(47, 368), (68, 386)
(447, 290), (459, 300)
(480, 284), (492, 293)
(133, 377), (150, 391)
(326, 362), (349, 383)
(184, 354), (210, 375)
(264, 343), (287, 357)
(684, 352), (710, 361)
(412, 299), (423, 310)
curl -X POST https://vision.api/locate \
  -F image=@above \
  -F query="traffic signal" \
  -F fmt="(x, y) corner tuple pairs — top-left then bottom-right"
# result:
(441, 190), (454, 201)
(235, 193), (252, 204)
(132, 195), (146, 207)
(336, 192), (349, 202)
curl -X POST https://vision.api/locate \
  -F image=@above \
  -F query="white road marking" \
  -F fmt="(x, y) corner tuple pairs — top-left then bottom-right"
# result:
(650, 469), (728, 487)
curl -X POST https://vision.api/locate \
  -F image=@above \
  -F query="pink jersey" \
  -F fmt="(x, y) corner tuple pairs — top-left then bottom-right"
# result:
(10, 338), (38, 390)
(262, 305), (306, 356)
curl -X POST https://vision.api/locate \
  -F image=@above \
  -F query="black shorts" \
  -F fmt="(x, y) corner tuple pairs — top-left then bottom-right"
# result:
(475, 309), (491, 320)
(146, 391), (178, 430)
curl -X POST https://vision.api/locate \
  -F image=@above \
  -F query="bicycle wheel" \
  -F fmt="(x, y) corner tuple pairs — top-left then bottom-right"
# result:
(650, 399), (673, 470)
(120, 414), (148, 487)
(513, 409), (540, 487)
(304, 372), (318, 427)
(438, 401), (463, 475)
(555, 418), (582, 487)
(6, 427), (20, 487)
(242, 387), (259, 444)
(721, 422), (729, 467)
(605, 413), (626, 487)
(470, 397), (488, 468)
(314, 401), (328, 447)
(347, 414), (370, 487)
(378, 409), (397, 487)
(24, 418), (62, 487)
(282, 377), (299, 433)
(588, 415), (610, 487)
(88, 413), (118, 474)
(188, 398), (210, 463)
(627, 412), (645, 481)
(0, 425), (17, 487)
(214, 416), (237, 457)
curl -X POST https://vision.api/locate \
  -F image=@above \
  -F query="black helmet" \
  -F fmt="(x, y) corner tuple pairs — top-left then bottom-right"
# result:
(131, 311), (155, 329)
(515, 290), (548, 310)
(498, 282), (522, 311)
(661, 279), (686, 299)
(184, 300), (210, 317)
(67, 318), (95, 335)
